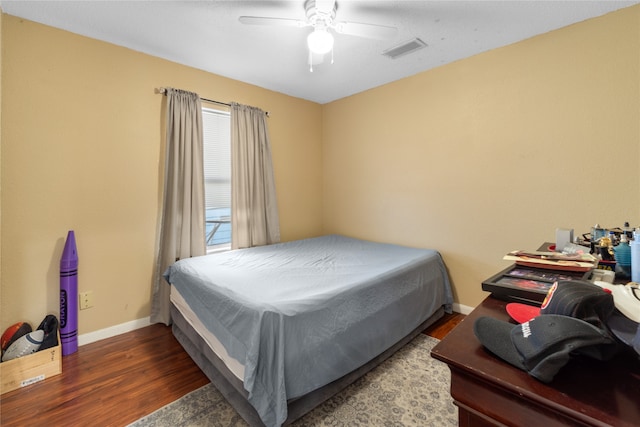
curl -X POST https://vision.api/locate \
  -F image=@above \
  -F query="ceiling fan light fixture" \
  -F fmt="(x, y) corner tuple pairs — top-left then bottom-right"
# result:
(307, 28), (334, 55)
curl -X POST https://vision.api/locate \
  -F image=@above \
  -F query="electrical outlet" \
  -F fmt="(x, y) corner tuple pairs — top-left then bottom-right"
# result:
(79, 291), (94, 310)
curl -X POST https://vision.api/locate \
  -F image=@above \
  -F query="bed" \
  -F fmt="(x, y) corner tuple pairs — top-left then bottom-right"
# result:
(164, 234), (453, 427)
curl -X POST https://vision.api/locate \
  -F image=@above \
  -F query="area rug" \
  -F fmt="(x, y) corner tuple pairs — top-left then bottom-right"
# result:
(128, 334), (457, 427)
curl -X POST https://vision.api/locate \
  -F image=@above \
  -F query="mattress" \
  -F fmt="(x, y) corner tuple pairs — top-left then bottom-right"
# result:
(170, 286), (244, 380)
(164, 234), (453, 427)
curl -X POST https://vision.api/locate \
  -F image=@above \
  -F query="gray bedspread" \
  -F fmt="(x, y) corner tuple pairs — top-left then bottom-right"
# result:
(164, 234), (453, 427)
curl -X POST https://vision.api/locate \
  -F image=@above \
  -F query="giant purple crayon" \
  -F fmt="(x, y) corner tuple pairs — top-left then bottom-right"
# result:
(60, 230), (78, 355)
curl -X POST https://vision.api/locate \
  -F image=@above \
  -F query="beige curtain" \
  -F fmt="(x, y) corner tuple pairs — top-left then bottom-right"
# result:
(151, 88), (206, 325)
(231, 102), (280, 249)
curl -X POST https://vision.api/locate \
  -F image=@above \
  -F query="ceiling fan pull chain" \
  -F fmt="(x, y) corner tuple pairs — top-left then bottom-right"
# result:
(309, 50), (314, 72)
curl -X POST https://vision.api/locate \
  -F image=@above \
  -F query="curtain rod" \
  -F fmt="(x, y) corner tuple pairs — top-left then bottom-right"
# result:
(156, 87), (269, 117)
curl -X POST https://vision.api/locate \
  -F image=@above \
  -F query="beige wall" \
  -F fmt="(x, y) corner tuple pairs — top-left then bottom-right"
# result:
(323, 5), (640, 308)
(0, 15), (323, 333)
(0, 7), (3, 327)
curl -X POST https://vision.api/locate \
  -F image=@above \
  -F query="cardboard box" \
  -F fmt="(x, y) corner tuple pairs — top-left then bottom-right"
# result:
(1, 331), (62, 394)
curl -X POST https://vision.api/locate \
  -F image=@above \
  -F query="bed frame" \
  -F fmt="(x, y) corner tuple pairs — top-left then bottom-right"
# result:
(171, 303), (445, 426)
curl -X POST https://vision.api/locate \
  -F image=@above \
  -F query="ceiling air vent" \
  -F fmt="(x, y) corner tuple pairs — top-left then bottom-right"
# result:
(382, 38), (427, 59)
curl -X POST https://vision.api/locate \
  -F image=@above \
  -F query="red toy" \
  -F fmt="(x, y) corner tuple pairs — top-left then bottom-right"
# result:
(1, 322), (32, 353)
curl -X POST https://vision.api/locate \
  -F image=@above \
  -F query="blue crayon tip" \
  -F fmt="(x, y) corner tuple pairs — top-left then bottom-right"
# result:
(60, 230), (78, 270)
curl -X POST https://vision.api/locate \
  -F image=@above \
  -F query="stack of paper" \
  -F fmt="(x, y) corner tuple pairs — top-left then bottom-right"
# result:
(504, 250), (598, 272)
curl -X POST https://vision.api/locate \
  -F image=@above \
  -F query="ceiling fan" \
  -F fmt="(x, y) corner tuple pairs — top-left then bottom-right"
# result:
(239, 0), (398, 71)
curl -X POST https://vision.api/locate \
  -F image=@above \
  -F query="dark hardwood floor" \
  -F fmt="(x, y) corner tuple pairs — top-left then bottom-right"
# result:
(0, 311), (465, 426)
(426, 311), (466, 340)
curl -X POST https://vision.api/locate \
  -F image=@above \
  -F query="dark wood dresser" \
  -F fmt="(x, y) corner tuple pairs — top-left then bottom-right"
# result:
(431, 296), (640, 427)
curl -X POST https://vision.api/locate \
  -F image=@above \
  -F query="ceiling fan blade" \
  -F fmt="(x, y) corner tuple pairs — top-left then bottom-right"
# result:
(333, 21), (398, 39)
(239, 16), (308, 28)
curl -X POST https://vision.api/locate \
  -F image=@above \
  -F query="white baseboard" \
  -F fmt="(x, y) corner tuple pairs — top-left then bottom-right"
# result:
(452, 302), (474, 315)
(78, 317), (152, 347)
(77, 303), (472, 346)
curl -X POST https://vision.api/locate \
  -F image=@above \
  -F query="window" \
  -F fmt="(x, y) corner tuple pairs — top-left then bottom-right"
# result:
(202, 108), (231, 250)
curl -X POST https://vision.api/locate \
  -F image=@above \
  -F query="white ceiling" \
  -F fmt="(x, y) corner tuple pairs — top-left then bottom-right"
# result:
(1, 1), (638, 104)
